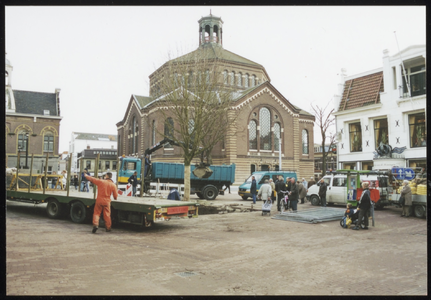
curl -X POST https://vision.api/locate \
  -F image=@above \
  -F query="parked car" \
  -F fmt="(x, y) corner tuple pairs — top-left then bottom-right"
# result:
(238, 171), (297, 200)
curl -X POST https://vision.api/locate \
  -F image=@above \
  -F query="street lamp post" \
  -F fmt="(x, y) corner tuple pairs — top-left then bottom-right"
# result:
(18, 145), (22, 169)
(25, 133), (29, 169)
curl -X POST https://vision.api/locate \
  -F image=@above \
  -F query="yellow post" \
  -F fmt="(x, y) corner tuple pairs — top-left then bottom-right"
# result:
(28, 154), (34, 193)
(43, 152), (49, 194)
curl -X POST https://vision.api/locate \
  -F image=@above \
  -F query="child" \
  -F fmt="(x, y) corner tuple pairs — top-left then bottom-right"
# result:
(342, 203), (354, 228)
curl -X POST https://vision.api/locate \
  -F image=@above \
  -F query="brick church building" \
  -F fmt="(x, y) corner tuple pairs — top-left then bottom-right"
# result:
(116, 14), (315, 184)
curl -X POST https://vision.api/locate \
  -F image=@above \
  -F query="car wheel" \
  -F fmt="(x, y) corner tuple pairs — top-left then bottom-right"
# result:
(310, 195), (320, 206)
(413, 205), (426, 218)
(242, 196), (248, 200)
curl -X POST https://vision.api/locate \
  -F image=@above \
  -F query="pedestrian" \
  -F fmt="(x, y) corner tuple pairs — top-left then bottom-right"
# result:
(51, 171), (58, 189)
(269, 179), (276, 202)
(352, 182), (371, 230)
(167, 188), (181, 200)
(73, 175), (79, 190)
(400, 180), (412, 217)
(286, 177), (292, 192)
(258, 179), (272, 204)
(276, 176), (286, 211)
(318, 178), (327, 207)
(308, 177), (316, 187)
(223, 184), (231, 194)
(144, 154), (152, 177)
(289, 178), (299, 212)
(128, 171), (138, 196)
(301, 178), (308, 189)
(61, 170), (67, 190)
(81, 168), (90, 192)
(298, 180), (307, 204)
(250, 176), (257, 204)
(85, 171), (118, 233)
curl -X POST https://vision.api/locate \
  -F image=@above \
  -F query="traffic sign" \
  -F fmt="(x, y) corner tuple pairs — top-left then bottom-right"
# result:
(392, 167), (405, 180)
(404, 168), (415, 180)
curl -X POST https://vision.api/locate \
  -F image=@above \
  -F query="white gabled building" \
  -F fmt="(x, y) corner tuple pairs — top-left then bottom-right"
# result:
(333, 45), (426, 171)
(68, 132), (117, 173)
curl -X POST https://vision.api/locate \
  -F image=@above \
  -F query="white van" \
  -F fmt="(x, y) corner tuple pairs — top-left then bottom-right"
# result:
(306, 173), (392, 208)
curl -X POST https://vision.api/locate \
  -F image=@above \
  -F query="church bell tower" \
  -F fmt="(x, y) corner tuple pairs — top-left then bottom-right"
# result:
(198, 12), (223, 47)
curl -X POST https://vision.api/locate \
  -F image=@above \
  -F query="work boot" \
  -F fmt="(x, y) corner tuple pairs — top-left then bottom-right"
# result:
(352, 226), (360, 230)
(92, 226), (98, 234)
(106, 228), (111, 232)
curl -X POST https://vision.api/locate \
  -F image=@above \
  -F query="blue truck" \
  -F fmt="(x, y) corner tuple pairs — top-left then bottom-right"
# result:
(118, 139), (236, 200)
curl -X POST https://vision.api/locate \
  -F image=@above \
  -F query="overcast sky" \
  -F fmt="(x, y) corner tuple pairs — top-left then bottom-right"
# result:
(5, 6), (426, 153)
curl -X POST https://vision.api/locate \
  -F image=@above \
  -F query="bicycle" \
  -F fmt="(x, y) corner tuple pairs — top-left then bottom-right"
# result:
(279, 190), (290, 213)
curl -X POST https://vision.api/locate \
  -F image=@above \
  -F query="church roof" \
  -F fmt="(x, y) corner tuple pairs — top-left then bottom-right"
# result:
(13, 90), (59, 116)
(338, 71), (384, 111)
(134, 95), (153, 109)
(171, 43), (264, 68)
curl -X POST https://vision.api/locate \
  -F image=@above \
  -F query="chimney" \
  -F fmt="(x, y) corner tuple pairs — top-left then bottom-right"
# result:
(87, 145), (90, 149)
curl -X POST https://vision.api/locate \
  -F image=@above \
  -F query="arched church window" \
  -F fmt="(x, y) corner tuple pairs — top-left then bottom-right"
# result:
(260, 108), (271, 150)
(152, 120), (156, 146)
(223, 70), (228, 85)
(251, 75), (256, 87)
(164, 117), (174, 148)
(244, 74), (249, 88)
(302, 129), (309, 154)
(230, 71), (235, 85)
(238, 72), (242, 86)
(249, 120), (257, 150)
(274, 123), (281, 151)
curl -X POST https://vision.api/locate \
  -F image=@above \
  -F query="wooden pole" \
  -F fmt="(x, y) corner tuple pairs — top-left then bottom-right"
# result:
(43, 152), (49, 194)
(16, 151), (20, 190)
(93, 154), (100, 199)
(140, 157), (145, 197)
(28, 154), (34, 193)
(66, 154), (72, 197)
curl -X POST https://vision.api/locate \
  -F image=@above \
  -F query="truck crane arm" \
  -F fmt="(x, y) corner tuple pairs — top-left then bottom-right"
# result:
(143, 138), (181, 156)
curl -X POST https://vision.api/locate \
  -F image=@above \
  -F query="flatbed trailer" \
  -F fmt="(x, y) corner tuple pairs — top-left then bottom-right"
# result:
(7, 189), (199, 227)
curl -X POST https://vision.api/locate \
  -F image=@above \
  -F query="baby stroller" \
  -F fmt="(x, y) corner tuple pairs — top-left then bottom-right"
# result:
(261, 197), (273, 216)
(340, 209), (366, 229)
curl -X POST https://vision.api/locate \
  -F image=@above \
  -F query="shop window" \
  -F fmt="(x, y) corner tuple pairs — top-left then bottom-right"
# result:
(409, 112), (426, 147)
(112, 161), (117, 171)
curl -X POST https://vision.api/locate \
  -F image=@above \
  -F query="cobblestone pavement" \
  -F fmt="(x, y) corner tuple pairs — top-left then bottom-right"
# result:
(6, 194), (427, 296)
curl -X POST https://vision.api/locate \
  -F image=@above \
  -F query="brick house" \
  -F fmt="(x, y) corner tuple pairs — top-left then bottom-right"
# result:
(5, 56), (62, 174)
(116, 14), (315, 184)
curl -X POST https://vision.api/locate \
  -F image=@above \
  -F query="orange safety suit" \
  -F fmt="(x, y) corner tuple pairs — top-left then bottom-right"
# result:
(85, 174), (118, 230)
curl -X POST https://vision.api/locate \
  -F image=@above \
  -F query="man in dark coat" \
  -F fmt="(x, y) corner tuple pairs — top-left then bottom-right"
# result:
(276, 176), (286, 211)
(128, 171), (138, 196)
(144, 155), (151, 177)
(167, 188), (181, 200)
(318, 179), (327, 207)
(289, 178), (299, 212)
(250, 176), (257, 204)
(352, 182), (371, 230)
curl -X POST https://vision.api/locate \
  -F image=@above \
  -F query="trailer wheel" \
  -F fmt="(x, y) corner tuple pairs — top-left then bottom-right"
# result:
(46, 199), (65, 219)
(70, 201), (87, 223)
(310, 195), (320, 206)
(413, 205), (426, 218)
(196, 192), (205, 199)
(203, 185), (218, 200)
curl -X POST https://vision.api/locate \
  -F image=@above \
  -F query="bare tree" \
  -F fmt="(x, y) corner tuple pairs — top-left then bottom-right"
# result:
(311, 101), (336, 176)
(150, 50), (238, 200)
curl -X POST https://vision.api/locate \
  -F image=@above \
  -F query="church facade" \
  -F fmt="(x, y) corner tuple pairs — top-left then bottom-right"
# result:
(116, 14), (315, 184)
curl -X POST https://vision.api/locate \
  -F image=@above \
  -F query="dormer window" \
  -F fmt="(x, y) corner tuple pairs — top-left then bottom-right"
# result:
(44, 110), (50, 115)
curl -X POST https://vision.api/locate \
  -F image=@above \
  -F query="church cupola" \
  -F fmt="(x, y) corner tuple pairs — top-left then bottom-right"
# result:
(198, 12), (223, 47)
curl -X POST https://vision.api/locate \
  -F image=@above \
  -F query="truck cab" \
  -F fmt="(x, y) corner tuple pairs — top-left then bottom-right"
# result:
(118, 157), (141, 184)
(238, 171), (297, 200)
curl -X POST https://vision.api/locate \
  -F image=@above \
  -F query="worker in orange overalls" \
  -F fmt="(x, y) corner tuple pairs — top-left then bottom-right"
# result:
(85, 171), (118, 233)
